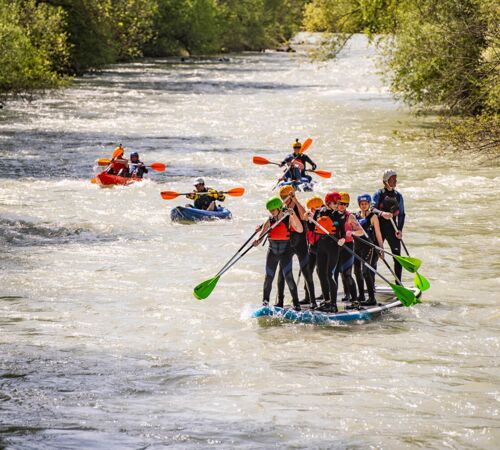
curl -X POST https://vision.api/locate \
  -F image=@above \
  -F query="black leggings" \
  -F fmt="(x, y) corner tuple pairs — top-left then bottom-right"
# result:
(277, 237), (315, 304)
(334, 241), (357, 302)
(304, 247), (319, 302)
(354, 244), (378, 300)
(380, 220), (402, 282)
(316, 237), (340, 304)
(263, 240), (299, 305)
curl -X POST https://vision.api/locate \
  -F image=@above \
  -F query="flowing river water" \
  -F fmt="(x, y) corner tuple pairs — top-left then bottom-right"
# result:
(0, 35), (499, 449)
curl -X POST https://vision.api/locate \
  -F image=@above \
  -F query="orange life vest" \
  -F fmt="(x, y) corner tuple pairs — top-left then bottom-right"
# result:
(109, 159), (128, 173)
(315, 215), (336, 235)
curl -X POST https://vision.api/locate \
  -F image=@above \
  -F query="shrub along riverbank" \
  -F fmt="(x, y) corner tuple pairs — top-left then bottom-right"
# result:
(0, 0), (498, 153)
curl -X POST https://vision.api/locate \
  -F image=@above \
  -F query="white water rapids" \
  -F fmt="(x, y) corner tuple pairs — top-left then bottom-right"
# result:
(0, 35), (499, 449)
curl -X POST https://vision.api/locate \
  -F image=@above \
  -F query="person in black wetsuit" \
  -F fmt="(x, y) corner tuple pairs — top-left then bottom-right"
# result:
(306, 191), (346, 313)
(280, 139), (317, 182)
(275, 185), (317, 309)
(128, 152), (148, 178)
(186, 178), (226, 211)
(354, 194), (384, 305)
(253, 196), (304, 311)
(372, 170), (405, 284)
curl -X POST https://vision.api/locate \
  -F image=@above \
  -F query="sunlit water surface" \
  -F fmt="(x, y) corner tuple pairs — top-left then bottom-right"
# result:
(1, 36), (499, 449)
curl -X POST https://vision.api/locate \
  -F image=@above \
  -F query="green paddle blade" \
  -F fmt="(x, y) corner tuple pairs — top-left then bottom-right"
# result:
(414, 272), (430, 292)
(390, 283), (420, 307)
(394, 256), (421, 273)
(193, 275), (220, 300)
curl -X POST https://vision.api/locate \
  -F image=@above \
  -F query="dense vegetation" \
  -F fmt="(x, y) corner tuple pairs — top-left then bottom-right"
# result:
(0, 0), (498, 152)
(304, 0), (499, 153)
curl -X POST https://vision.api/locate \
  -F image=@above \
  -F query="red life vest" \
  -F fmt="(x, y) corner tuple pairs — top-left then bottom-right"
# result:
(269, 217), (290, 241)
(109, 159), (128, 173)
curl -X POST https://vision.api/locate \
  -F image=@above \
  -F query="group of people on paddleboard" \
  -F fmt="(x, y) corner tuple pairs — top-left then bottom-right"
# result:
(105, 145), (148, 179)
(253, 168), (405, 313)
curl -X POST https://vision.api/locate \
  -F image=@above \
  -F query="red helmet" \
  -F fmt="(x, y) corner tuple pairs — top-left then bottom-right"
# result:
(325, 191), (341, 205)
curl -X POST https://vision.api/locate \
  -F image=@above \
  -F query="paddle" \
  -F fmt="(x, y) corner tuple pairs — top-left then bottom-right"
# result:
(305, 169), (331, 179)
(97, 159), (167, 172)
(252, 156), (280, 166)
(193, 212), (290, 300)
(160, 187), (245, 200)
(309, 217), (419, 306)
(390, 218), (430, 292)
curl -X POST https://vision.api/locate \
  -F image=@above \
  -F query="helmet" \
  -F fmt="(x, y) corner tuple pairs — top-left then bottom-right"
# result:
(339, 192), (350, 204)
(306, 196), (323, 210)
(383, 169), (397, 182)
(324, 191), (341, 205)
(279, 185), (294, 199)
(292, 138), (302, 150)
(357, 193), (372, 204)
(130, 151), (139, 158)
(266, 196), (283, 211)
(193, 177), (205, 186)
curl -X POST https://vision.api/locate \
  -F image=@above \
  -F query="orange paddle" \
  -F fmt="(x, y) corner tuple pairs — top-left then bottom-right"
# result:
(160, 187), (245, 200)
(252, 156), (280, 166)
(96, 159), (166, 172)
(307, 169), (332, 178)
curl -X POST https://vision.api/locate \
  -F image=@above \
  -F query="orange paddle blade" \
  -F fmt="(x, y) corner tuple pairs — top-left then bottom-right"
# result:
(160, 191), (180, 200)
(252, 156), (271, 165)
(150, 162), (166, 172)
(97, 158), (111, 166)
(226, 187), (245, 197)
(312, 169), (332, 178)
(112, 146), (124, 159)
(300, 138), (313, 153)
(90, 178), (97, 184)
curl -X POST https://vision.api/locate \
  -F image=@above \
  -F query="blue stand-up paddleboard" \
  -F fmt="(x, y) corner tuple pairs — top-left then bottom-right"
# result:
(171, 206), (232, 223)
(252, 287), (421, 325)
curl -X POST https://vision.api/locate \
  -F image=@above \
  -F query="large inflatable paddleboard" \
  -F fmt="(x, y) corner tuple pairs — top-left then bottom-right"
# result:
(252, 286), (421, 325)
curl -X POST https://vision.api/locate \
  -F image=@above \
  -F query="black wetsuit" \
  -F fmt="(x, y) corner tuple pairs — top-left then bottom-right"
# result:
(263, 216), (300, 309)
(354, 211), (379, 302)
(276, 205), (316, 307)
(314, 207), (346, 308)
(281, 153), (317, 181)
(372, 188), (405, 282)
(129, 161), (148, 178)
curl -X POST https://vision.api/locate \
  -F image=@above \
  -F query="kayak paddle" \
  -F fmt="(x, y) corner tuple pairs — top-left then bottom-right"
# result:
(305, 169), (331, 178)
(193, 212), (290, 300)
(160, 187), (245, 200)
(252, 156), (280, 166)
(272, 138), (313, 190)
(97, 159), (167, 172)
(390, 218), (430, 292)
(309, 217), (419, 306)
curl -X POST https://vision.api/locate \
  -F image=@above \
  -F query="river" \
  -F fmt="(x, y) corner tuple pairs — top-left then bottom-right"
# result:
(0, 35), (499, 449)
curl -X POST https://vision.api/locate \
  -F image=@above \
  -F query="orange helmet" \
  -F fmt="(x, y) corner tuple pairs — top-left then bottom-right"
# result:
(339, 192), (350, 204)
(306, 196), (323, 210)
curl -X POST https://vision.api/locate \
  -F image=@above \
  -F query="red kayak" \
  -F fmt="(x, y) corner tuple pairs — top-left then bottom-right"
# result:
(95, 172), (142, 187)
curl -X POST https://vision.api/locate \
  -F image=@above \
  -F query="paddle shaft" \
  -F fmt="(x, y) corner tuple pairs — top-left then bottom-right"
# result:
(352, 216), (403, 285)
(309, 218), (392, 286)
(390, 218), (410, 256)
(216, 228), (260, 276)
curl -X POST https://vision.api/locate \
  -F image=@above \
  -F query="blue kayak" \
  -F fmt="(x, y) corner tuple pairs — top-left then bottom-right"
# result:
(278, 178), (315, 192)
(252, 287), (421, 325)
(170, 205), (232, 223)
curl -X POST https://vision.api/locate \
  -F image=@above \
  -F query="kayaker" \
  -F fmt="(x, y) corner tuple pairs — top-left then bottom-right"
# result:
(372, 170), (406, 283)
(105, 145), (128, 176)
(253, 196), (303, 311)
(334, 192), (364, 307)
(280, 138), (317, 182)
(302, 195), (324, 305)
(276, 186), (317, 309)
(354, 194), (384, 305)
(128, 152), (148, 178)
(306, 191), (346, 313)
(186, 178), (225, 211)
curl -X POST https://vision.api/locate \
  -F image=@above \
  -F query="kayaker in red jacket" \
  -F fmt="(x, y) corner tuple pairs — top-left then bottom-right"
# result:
(105, 145), (129, 176)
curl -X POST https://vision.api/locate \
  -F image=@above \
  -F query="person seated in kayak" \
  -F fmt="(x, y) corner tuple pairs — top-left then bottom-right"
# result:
(275, 185), (317, 309)
(305, 191), (346, 313)
(128, 152), (148, 178)
(280, 160), (304, 185)
(280, 138), (317, 182)
(354, 194), (384, 306)
(371, 169), (406, 284)
(105, 145), (128, 176)
(253, 196), (303, 311)
(186, 178), (225, 211)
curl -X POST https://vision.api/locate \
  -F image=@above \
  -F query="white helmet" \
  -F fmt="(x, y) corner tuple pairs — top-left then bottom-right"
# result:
(193, 177), (205, 186)
(383, 169), (397, 183)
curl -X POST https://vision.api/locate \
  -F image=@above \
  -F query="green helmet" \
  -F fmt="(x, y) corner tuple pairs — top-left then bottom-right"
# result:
(266, 196), (283, 211)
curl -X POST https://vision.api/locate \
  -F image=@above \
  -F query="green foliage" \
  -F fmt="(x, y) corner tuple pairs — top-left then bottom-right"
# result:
(0, 0), (70, 95)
